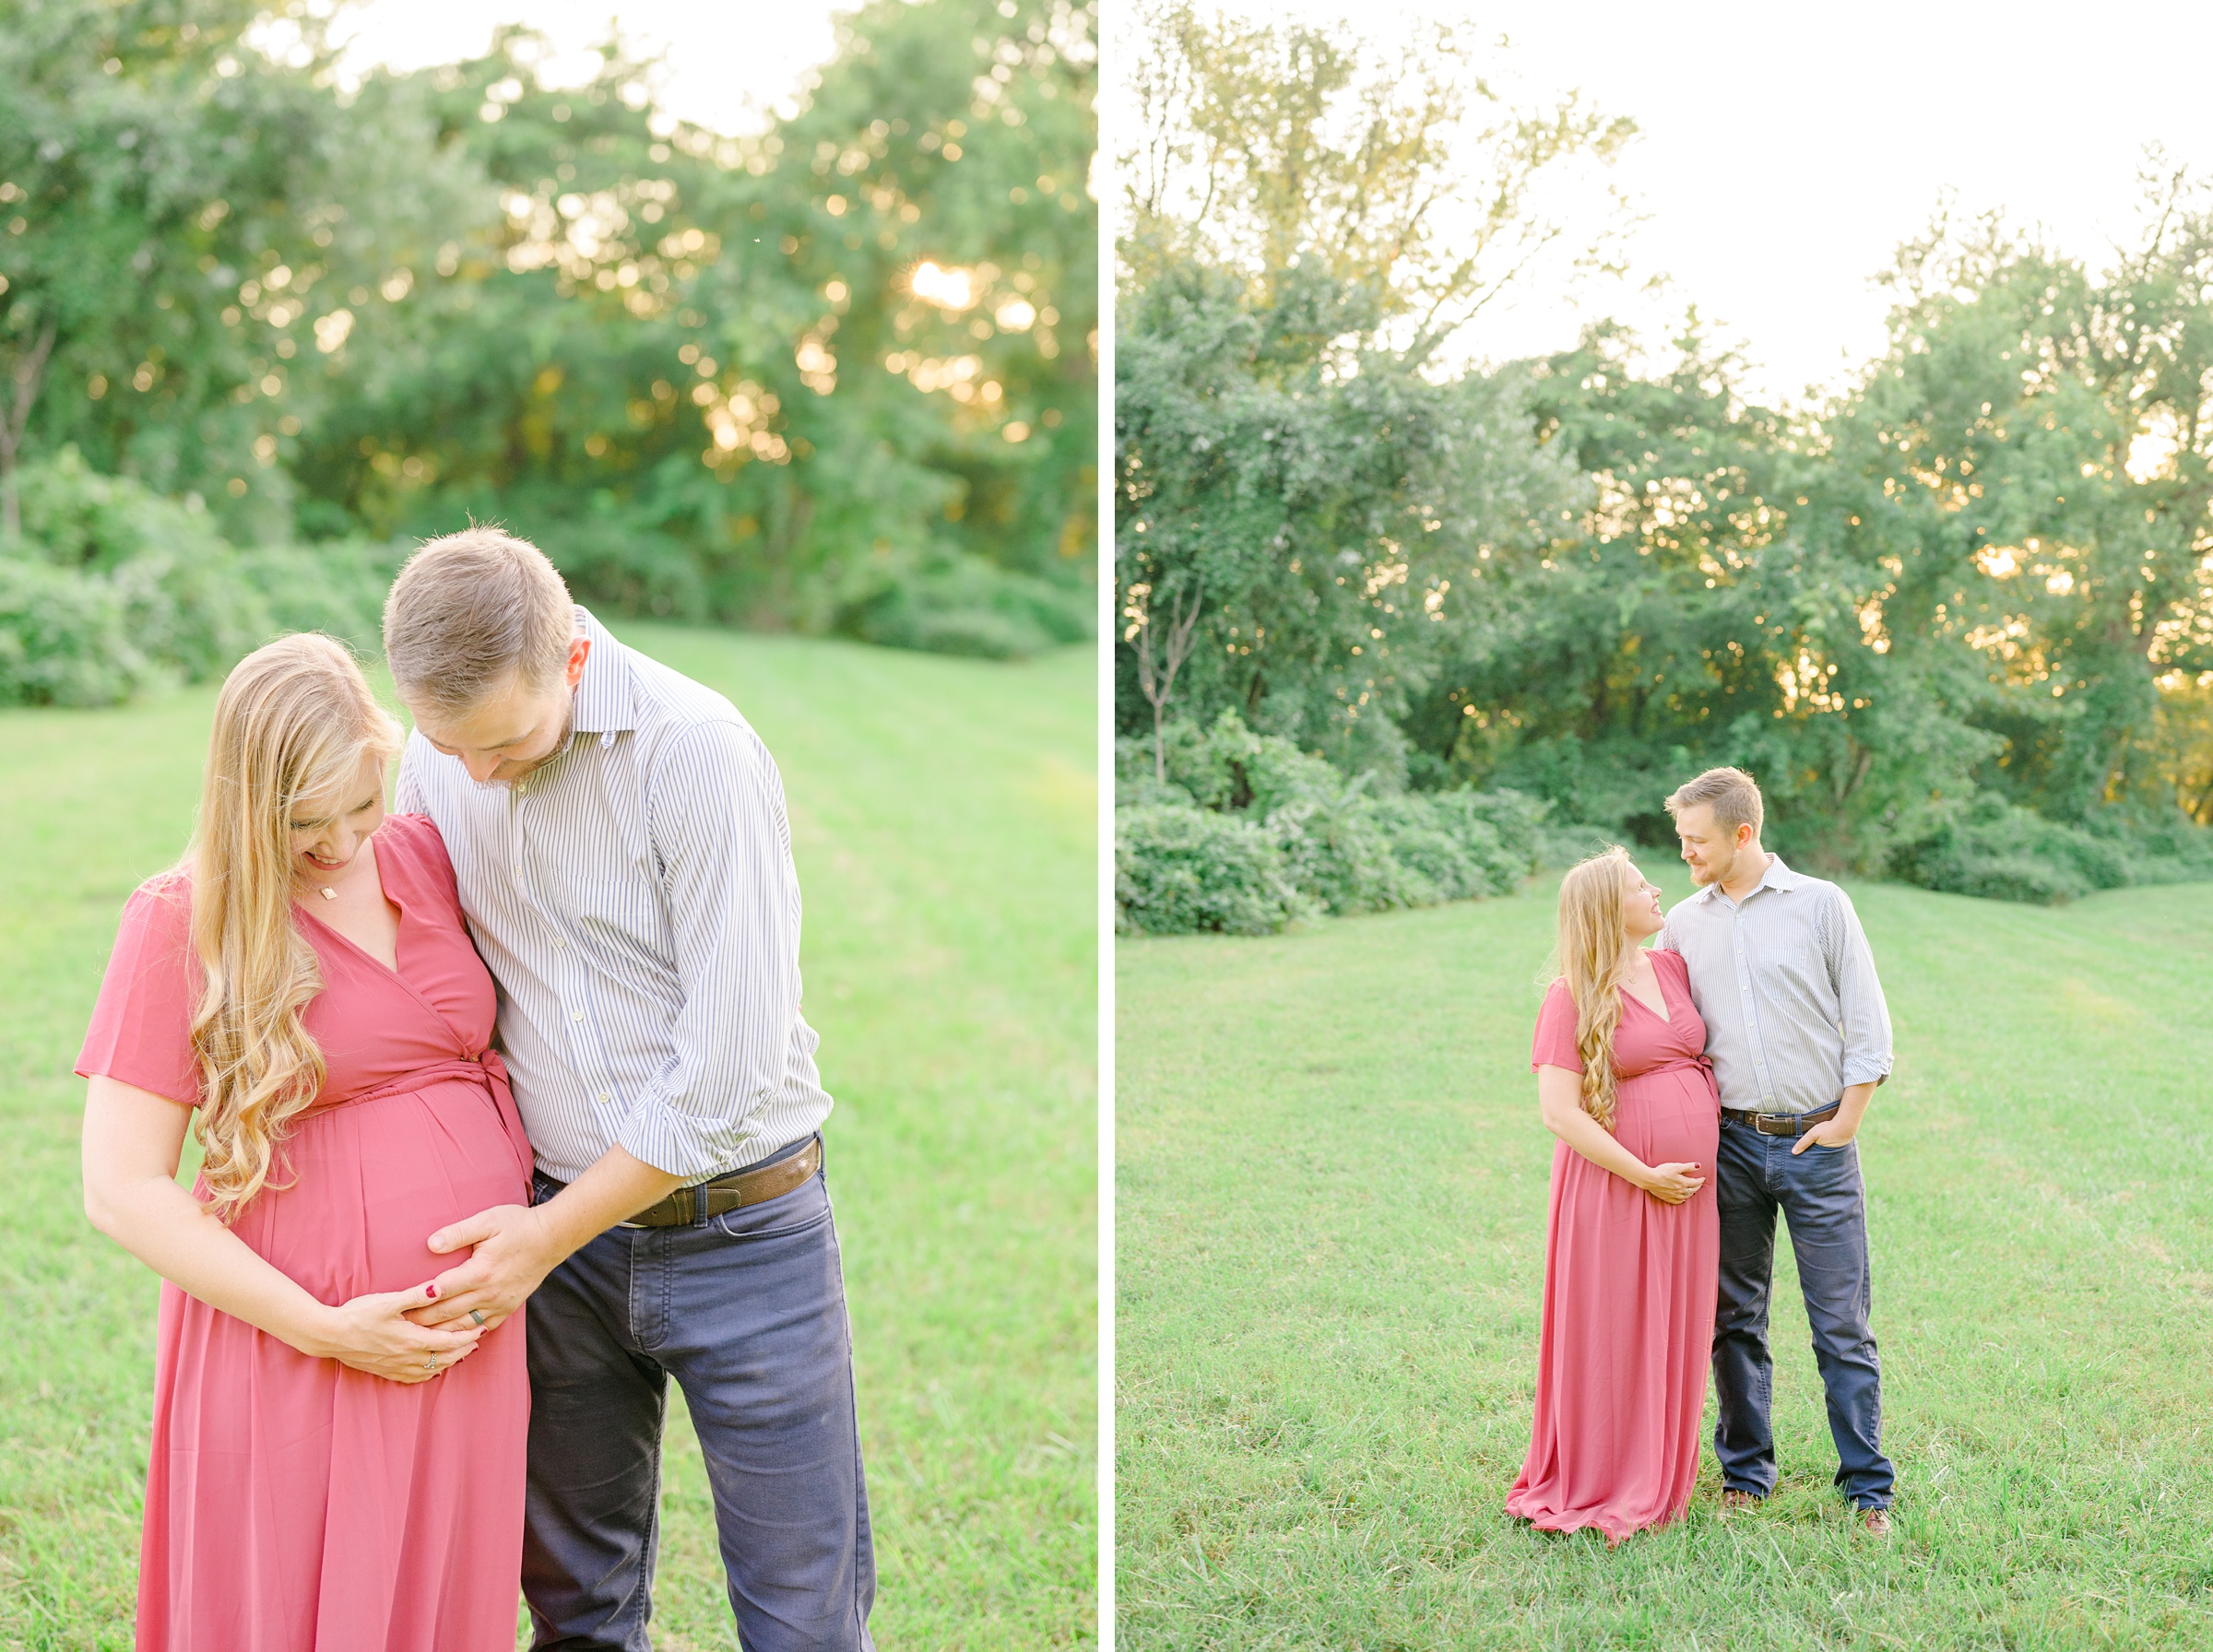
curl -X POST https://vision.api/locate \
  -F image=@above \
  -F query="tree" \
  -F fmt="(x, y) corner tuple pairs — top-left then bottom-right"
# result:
(0, 0), (479, 539)
(1127, 571), (1201, 781)
(1122, 3), (1633, 362)
(4, 0), (1098, 654)
(1825, 185), (2213, 820)
(286, 0), (1097, 632)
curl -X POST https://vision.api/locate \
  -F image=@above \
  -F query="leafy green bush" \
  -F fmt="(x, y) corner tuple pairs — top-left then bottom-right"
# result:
(0, 451), (396, 707)
(0, 556), (148, 706)
(1116, 803), (1314, 936)
(835, 553), (1094, 661)
(1115, 713), (1548, 933)
(235, 540), (407, 655)
(1894, 798), (2213, 904)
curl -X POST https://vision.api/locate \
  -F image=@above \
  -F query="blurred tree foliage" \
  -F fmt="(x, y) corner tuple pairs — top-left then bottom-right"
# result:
(1117, 11), (2213, 898)
(1, 0), (1096, 655)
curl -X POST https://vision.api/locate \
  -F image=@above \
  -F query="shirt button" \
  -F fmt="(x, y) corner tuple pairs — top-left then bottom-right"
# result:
(597, 1092), (610, 1103)
(554, 937), (568, 949)
(571, 1010), (586, 1022)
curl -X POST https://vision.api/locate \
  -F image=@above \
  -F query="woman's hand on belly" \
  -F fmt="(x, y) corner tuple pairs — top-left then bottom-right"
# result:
(1641, 1162), (1707, 1205)
(302, 1284), (486, 1384)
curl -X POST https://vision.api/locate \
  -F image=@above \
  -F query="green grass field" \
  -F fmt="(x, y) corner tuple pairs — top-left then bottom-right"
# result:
(1118, 863), (2213, 1649)
(0, 626), (1096, 1650)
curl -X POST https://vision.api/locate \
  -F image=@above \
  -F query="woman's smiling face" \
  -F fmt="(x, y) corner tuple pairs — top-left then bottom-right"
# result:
(1623, 863), (1665, 940)
(290, 750), (387, 887)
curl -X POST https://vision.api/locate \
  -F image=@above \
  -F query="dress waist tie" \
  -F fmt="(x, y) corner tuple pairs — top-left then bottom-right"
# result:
(314, 1052), (534, 1184)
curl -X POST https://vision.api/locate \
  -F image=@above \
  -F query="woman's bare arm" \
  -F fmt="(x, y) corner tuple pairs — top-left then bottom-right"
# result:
(82, 1075), (483, 1383)
(1534, 1064), (1704, 1204)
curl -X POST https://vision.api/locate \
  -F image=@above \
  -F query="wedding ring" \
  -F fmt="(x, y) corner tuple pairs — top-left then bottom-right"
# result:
(422, 1357), (435, 1372)
(470, 1309), (487, 1327)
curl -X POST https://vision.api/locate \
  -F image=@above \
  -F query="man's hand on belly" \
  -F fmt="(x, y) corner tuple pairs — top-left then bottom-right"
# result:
(406, 1204), (562, 1332)
(407, 1145), (686, 1330)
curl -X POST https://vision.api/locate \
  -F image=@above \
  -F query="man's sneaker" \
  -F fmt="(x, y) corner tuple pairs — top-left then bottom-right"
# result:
(1718, 1489), (1760, 1520)
(1861, 1506), (1893, 1538)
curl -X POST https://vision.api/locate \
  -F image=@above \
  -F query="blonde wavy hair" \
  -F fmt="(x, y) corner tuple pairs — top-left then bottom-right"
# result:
(184, 634), (402, 1221)
(1552, 845), (1641, 1132)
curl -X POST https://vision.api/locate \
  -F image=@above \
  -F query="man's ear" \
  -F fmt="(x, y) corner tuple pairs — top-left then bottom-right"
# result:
(564, 635), (592, 690)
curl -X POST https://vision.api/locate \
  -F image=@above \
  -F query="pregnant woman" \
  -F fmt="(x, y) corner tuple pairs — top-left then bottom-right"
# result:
(77, 633), (534, 1650)
(1506, 846), (1721, 1541)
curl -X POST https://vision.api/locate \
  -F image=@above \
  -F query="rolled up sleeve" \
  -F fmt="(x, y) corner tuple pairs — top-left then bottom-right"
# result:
(1828, 889), (1894, 1088)
(617, 720), (803, 1176)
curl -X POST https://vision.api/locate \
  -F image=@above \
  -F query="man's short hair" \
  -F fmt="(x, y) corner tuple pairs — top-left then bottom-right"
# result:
(1664, 766), (1764, 837)
(383, 526), (574, 719)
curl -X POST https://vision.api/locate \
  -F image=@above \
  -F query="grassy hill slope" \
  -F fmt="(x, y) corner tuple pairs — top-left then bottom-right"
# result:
(0, 627), (1096, 1651)
(1118, 864), (2213, 1649)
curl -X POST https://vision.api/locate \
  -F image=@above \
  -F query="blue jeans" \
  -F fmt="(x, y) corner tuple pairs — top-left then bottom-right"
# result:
(522, 1139), (875, 1651)
(1711, 1115), (1895, 1508)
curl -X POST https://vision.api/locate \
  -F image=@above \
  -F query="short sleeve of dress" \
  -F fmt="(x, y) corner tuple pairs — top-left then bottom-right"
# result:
(1531, 978), (1585, 1074)
(379, 812), (463, 915)
(76, 877), (202, 1107)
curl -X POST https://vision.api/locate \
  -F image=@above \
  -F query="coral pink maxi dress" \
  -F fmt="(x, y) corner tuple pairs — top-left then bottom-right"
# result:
(1505, 947), (1721, 1540)
(76, 812), (533, 1651)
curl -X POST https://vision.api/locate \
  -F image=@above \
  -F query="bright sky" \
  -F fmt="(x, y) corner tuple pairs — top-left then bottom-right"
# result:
(328, 0), (845, 136)
(1171, 0), (2213, 407)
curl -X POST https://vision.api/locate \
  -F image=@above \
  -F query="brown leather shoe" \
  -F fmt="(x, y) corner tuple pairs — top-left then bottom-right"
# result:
(1860, 1506), (1892, 1538)
(1718, 1489), (1759, 1520)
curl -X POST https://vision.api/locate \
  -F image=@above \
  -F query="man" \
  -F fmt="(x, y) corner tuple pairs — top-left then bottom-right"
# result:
(384, 527), (874, 1651)
(1657, 766), (1897, 1536)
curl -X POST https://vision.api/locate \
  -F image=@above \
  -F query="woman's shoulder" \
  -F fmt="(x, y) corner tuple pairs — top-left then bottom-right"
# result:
(119, 869), (194, 939)
(1648, 945), (1688, 978)
(377, 811), (455, 870)
(376, 812), (463, 913)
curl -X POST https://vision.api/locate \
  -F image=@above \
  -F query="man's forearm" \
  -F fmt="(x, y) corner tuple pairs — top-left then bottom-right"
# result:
(1833, 1080), (1877, 1133)
(535, 1145), (689, 1259)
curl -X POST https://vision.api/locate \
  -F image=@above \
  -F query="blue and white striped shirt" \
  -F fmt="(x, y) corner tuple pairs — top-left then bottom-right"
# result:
(1658, 855), (1893, 1116)
(396, 608), (834, 1185)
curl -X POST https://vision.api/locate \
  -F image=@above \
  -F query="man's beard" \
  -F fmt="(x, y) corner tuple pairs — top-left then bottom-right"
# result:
(471, 700), (576, 789)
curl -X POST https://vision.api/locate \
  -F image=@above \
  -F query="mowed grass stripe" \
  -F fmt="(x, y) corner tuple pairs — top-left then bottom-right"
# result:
(1117, 867), (2213, 1650)
(0, 630), (1096, 1652)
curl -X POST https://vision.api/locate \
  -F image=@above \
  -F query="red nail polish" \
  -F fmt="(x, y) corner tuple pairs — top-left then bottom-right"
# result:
(425, 1285), (438, 1299)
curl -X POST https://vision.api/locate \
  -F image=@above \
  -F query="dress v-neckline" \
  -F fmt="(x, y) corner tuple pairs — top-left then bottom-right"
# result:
(1622, 958), (1673, 1025)
(299, 837), (405, 980)
(294, 832), (471, 1057)
(302, 901), (403, 980)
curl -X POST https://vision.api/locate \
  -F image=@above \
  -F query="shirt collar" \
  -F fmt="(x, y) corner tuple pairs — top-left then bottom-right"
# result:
(569, 607), (635, 736)
(1688, 851), (1799, 906)
(1757, 854), (1803, 893)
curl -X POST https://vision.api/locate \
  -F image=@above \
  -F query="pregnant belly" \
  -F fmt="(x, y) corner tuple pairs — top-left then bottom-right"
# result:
(225, 1078), (530, 1304)
(1615, 1068), (1721, 1170)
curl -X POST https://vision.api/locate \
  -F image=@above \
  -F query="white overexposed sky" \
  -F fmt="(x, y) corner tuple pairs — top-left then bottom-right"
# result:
(328, 0), (846, 136)
(1153, 0), (2213, 407)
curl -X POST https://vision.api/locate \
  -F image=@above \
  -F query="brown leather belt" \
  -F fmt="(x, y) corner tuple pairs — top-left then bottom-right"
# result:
(618, 1137), (822, 1228)
(1722, 1103), (1840, 1138)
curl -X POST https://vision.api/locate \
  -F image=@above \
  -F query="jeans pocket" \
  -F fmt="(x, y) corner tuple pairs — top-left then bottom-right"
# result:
(710, 1170), (832, 1241)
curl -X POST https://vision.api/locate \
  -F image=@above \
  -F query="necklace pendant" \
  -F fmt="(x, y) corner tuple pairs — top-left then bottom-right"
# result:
(318, 885), (337, 902)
